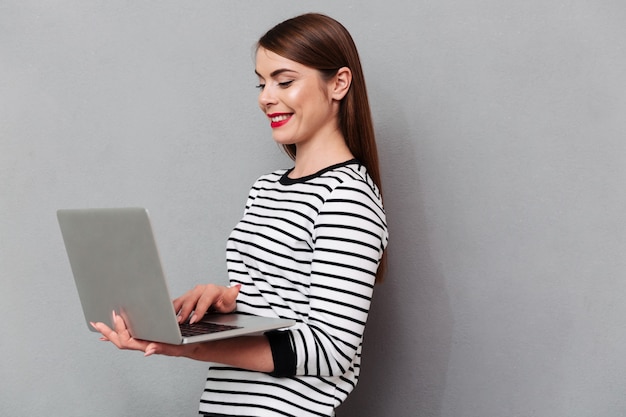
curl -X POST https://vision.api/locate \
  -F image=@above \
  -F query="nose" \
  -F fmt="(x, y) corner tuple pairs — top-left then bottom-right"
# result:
(258, 85), (278, 109)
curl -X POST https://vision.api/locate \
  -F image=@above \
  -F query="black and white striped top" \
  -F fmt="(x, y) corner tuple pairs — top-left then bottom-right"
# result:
(199, 160), (388, 417)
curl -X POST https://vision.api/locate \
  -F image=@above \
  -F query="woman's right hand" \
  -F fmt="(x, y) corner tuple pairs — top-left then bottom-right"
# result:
(173, 283), (241, 324)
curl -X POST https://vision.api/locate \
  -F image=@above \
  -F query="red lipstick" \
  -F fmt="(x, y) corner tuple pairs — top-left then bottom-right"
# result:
(268, 113), (292, 129)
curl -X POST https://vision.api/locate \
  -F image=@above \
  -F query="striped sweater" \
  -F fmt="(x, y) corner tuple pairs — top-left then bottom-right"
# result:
(199, 160), (388, 417)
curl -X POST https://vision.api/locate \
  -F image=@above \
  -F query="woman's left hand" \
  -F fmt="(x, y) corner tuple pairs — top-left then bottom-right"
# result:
(92, 310), (273, 371)
(91, 311), (190, 357)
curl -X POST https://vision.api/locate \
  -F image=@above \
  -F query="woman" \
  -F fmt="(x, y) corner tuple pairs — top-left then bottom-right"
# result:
(92, 13), (388, 417)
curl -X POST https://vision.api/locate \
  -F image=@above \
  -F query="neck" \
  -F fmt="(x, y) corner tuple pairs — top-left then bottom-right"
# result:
(290, 135), (354, 179)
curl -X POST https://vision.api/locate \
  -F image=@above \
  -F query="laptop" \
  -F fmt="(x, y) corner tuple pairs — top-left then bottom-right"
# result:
(57, 207), (294, 344)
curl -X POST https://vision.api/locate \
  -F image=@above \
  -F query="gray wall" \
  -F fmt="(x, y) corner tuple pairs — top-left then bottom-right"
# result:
(2, 1), (625, 416)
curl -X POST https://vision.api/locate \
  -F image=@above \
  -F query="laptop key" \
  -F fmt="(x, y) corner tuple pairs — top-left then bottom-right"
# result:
(179, 321), (242, 337)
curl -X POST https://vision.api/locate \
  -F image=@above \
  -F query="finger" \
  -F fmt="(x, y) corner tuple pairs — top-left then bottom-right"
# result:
(173, 294), (192, 323)
(213, 284), (241, 313)
(112, 311), (127, 333)
(144, 343), (157, 357)
(91, 321), (114, 338)
(91, 322), (113, 343)
(144, 342), (171, 357)
(92, 318), (150, 352)
(91, 320), (124, 348)
(176, 286), (207, 324)
(190, 286), (223, 324)
(172, 292), (192, 316)
(172, 297), (184, 317)
(143, 342), (185, 357)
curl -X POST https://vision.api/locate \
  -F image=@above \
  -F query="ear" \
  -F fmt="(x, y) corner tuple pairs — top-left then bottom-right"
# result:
(330, 67), (352, 101)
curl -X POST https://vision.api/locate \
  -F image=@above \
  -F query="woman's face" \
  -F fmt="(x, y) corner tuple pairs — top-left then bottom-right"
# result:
(255, 47), (340, 149)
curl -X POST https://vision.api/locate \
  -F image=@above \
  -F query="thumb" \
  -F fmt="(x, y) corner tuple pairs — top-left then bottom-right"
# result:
(144, 342), (186, 358)
(226, 283), (241, 302)
(213, 284), (241, 313)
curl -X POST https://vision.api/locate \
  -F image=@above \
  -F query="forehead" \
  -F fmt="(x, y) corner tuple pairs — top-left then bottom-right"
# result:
(255, 47), (311, 77)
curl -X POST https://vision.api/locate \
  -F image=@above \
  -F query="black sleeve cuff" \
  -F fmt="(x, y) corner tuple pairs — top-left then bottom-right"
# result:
(265, 330), (296, 377)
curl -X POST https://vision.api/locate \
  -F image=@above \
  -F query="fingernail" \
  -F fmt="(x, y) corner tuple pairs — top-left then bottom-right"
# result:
(189, 314), (197, 325)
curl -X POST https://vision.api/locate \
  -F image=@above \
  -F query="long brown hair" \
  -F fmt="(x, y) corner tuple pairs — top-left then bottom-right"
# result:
(258, 13), (387, 282)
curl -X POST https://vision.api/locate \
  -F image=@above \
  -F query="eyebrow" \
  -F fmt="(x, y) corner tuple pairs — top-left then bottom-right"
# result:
(254, 68), (299, 78)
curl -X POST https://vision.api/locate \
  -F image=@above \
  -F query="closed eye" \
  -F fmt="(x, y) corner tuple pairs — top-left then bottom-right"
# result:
(255, 80), (294, 90)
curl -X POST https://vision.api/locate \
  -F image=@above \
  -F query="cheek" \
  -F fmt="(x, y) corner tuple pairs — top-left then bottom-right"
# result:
(283, 88), (303, 107)
(285, 83), (322, 110)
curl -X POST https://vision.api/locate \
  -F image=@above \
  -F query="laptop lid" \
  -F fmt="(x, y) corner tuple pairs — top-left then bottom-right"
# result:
(57, 207), (293, 344)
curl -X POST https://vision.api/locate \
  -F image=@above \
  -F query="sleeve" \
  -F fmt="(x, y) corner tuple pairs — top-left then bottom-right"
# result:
(283, 179), (388, 377)
(241, 177), (262, 215)
(265, 329), (296, 377)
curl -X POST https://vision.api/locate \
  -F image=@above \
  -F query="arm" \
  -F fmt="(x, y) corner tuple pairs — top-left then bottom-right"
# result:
(279, 180), (388, 377)
(91, 284), (277, 373)
(147, 334), (274, 373)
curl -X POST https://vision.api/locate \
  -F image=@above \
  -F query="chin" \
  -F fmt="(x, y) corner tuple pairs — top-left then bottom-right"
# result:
(271, 134), (296, 146)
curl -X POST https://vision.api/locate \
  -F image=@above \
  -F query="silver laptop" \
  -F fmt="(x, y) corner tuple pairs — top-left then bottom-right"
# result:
(57, 207), (294, 344)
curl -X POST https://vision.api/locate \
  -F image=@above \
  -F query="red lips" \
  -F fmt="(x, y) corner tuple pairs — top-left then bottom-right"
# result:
(268, 113), (292, 129)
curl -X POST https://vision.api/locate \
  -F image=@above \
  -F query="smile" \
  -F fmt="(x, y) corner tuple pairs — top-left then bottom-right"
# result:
(268, 113), (292, 128)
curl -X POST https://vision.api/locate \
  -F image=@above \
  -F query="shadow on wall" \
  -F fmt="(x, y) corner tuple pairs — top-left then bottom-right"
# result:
(338, 92), (454, 417)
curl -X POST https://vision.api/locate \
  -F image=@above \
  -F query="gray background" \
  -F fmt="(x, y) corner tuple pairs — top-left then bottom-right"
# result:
(2, 1), (625, 416)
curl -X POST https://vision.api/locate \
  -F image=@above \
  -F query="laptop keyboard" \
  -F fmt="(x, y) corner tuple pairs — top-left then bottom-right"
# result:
(179, 320), (242, 337)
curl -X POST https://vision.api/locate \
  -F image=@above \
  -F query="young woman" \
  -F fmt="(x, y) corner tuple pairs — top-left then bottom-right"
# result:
(92, 13), (388, 417)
